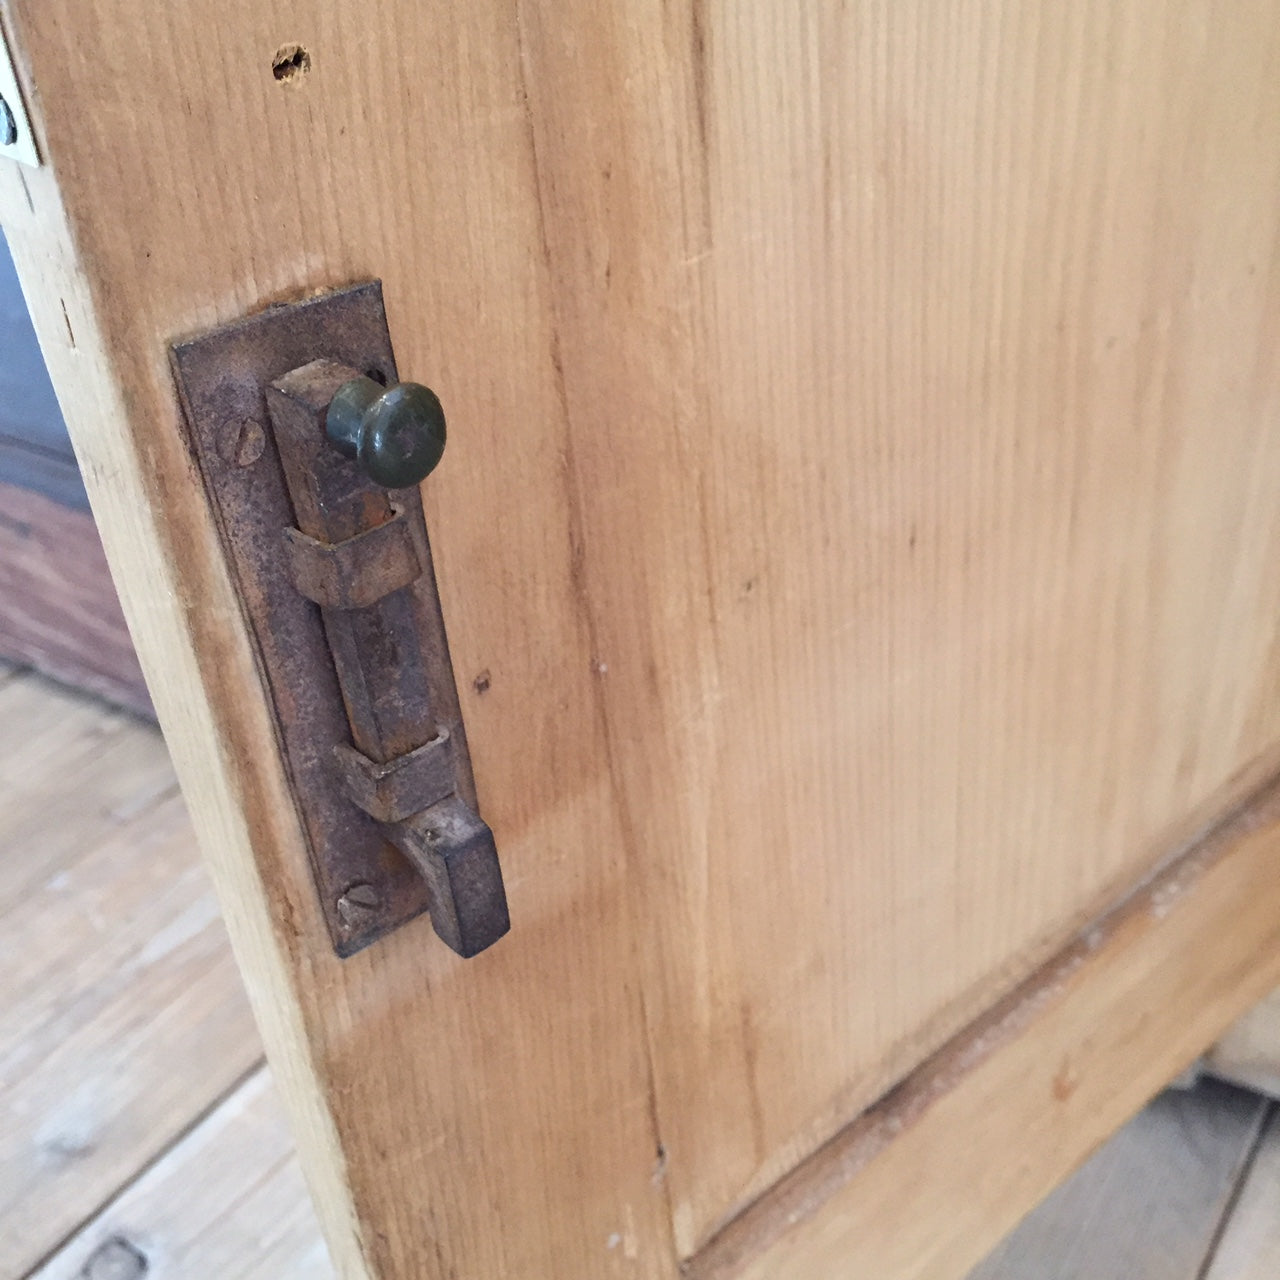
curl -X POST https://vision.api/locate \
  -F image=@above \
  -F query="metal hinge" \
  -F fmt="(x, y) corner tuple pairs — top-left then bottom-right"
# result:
(0, 21), (39, 168)
(170, 283), (509, 959)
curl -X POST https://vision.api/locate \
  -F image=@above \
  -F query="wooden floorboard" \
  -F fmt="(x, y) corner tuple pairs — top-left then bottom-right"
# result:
(27, 1068), (331, 1280)
(1203, 1107), (1280, 1280)
(0, 671), (264, 1277)
(0, 672), (170, 919)
(966, 1080), (1271, 1279)
(1209, 990), (1280, 1100)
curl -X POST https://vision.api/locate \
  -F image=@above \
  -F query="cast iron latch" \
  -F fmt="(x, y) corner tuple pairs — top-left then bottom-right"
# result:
(170, 283), (509, 958)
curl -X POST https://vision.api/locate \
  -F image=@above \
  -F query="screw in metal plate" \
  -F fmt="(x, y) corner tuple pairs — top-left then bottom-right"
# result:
(336, 882), (382, 932)
(0, 95), (16, 148)
(218, 417), (266, 468)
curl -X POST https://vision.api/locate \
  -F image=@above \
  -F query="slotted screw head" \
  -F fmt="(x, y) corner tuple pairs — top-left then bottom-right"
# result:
(218, 416), (266, 468)
(336, 882), (382, 931)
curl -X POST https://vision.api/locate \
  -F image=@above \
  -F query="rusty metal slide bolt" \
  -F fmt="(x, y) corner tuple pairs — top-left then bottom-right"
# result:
(267, 359), (509, 959)
(170, 283), (508, 959)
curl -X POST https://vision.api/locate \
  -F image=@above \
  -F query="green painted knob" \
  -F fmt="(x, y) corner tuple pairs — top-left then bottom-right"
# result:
(325, 376), (447, 489)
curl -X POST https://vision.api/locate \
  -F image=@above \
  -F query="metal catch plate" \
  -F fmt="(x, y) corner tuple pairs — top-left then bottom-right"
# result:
(170, 283), (487, 956)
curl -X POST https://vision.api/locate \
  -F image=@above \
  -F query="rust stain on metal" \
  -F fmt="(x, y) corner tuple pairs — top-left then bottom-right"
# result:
(282, 509), (426, 610)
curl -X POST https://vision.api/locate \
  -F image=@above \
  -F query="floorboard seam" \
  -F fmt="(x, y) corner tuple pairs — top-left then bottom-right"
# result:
(1195, 1100), (1276, 1280)
(18, 1056), (268, 1278)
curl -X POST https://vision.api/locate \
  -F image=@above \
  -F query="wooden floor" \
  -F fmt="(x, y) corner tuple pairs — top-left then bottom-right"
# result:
(3, 660), (1280, 1280)
(0, 662), (330, 1279)
(967, 1081), (1280, 1280)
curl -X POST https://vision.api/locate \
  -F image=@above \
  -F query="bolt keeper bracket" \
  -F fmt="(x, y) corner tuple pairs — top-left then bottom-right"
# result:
(283, 506), (427, 610)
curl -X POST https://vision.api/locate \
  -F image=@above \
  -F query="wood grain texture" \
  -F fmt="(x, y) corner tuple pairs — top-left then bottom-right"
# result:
(0, 480), (150, 716)
(634, 3), (1280, 1247)
(1204, 1109), (1280, 1280)
(0, 669), (170, 918)
(482, 0), (1280, 1252)
(28, 1068), (331, 1280)
(966, 1081), (1268, 1280)
(688, 774), (1280, 1280)
(0, 673), (261, 1277)
(0, 6), (674, 1278)
(5, 0), (1280, 1275)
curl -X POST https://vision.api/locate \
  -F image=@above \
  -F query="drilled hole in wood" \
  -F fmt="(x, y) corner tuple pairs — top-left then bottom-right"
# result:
(272, 44), (311, 83)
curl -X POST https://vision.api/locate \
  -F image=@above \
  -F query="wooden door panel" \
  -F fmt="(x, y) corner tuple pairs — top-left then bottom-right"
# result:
(5, 1), (1280, 1277)
(520, 0), (1280, 1251)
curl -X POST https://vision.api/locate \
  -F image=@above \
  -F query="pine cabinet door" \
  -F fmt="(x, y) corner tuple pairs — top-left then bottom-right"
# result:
(5, 3), (1280, 1276)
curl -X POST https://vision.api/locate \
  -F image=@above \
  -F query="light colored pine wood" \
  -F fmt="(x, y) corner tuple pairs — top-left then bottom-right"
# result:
(28, 1067), (330, 1280)
(0, 673), (262, 1276)
(1204, 1108), (1280, 1280)
(688, 778), (1280, 1280)
(0, 9), (673, 1277)
(966, 1082), (1268, 1280)
(623, 3), (1280, 1243)
(4, 1), (1280, 1276)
